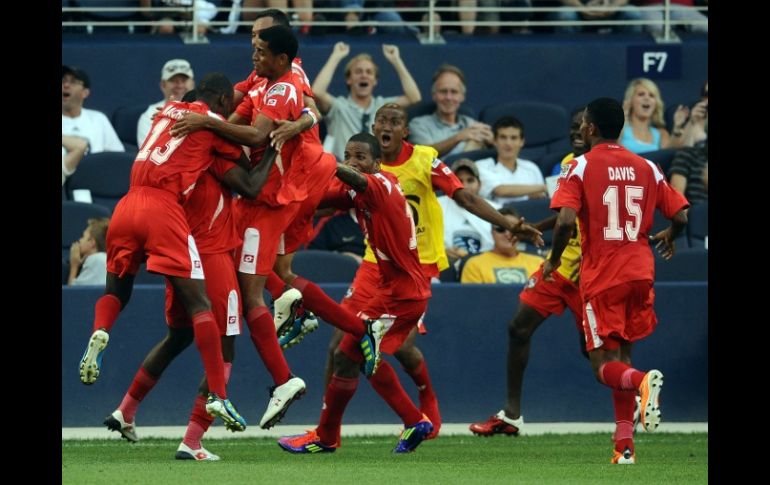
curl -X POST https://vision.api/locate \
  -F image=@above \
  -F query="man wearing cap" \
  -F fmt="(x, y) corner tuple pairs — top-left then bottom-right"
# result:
(438, 158), (501, 263)
(136, 59), (195, 146)
(62, 65), (124, 154)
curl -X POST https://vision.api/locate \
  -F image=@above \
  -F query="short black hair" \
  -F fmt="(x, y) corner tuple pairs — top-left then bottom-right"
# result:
(197, 73), (233, 100)
(181, 89), (198, 103)
(585, 97), (625, 140)
(493, 116), (525, 138)
(375, 102), (408, 122)
(254, 8), (291, 27)
(349, 132), (381, 160)
(258, 25), (298, 62)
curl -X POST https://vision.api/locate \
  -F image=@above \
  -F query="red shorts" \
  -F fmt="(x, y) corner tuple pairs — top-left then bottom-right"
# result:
(165, 251), (242, 336)
(234, 198), (302, 275)
(282, 186), (325, 254)
(519, 265), (583, 331)
(107, 187), (204, 279)
(582, 280), (657, 352)
(339, 297), (429, 360)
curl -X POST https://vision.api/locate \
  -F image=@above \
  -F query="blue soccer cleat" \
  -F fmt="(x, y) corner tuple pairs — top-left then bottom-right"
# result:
(279, 311), (319, 349)
(277, 430), (337, 454)
(205, 393), (247, 432)
(79, 329), (109, 385)
(394, 415), (433, 453)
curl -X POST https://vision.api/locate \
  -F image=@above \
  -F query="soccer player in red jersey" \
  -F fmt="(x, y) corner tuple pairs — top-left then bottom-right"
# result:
(78, 73), (249, 432)
(545, 97), (689, 464)
(278, 133), (435, 454)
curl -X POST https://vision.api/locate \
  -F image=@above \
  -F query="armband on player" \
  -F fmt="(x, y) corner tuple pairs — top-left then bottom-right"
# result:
(300, 107), (318, 128)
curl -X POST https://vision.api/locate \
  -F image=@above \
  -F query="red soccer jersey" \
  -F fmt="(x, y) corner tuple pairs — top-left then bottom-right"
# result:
(130, 101), (243, 203)
(330, 171), (430, 301)
(182, 157), (241, 255)
(551, 142), (689, 299)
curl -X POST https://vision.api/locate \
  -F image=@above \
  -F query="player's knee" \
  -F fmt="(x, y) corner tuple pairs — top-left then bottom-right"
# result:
(508, 319), (534, 344)
(167, 328), (194, 352)
(333, 347), (359, 377)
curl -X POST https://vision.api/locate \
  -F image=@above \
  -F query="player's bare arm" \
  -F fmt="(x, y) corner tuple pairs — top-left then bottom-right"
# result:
(649, 209), (688, 260)
(270, 95), (322, 148)
(170, 112), (274, 147)
(336, 163), (368, 193)
(222, 146), (279, 199)
(452, 188), (544, 246)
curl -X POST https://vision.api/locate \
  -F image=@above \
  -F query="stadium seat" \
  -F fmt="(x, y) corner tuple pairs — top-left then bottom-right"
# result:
(477, 101), (570, 161)
(536, 151), (567, 178)
(687, 201), (708, 246)
(62, 201), (112, 255)
(638, 148), (680, 176)
(112, 104), (147, 148)
(67, 151), (136, 211)
(291, 250), (361, 283)
(443, 148), (497, 166)
(654, 248), (707, 281)
(407, 101), (476, 121)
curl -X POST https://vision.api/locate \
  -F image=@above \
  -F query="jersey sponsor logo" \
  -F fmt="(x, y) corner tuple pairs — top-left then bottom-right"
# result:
(193, 260), (201, 269)
(560, 160), (576, 178)
(243, 254), (255, 263)
(525, 275), (538, 289)
(441, 166), (451, 175)
(266, 98), (277, 106)
(228, 316), (237, 324)
(268, 84), (287, 96)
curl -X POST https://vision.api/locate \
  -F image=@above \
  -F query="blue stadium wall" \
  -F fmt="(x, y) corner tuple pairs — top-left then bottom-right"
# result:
(62, 282), (707, 426)
(62, 35), (708, 121)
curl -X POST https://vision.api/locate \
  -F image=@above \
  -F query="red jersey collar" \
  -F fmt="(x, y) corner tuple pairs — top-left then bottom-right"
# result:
(383, 141), (415, 167)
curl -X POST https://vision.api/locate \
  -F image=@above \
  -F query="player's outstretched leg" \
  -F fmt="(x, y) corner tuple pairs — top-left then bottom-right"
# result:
(79, 329), (110, 385)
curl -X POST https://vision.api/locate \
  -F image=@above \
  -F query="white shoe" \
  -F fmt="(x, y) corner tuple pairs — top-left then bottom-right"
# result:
(273, 288), (303, 337)
(103, 409), (138, 442)
(79, 329), (109, 385)
(260, 376), (306, 429)
(175, 442), (220, 461)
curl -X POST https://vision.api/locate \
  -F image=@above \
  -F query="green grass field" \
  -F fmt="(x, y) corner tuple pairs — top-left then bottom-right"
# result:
(62, 432), (707, 484)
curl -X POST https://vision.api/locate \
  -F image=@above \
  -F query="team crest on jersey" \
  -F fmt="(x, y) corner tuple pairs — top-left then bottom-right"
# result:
(268, 84), (287, 97)
(559, 160), (576, 179)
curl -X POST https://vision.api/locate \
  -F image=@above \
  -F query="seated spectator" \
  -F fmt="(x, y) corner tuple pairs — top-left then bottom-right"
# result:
(313, 42), (421, 161)
(68, 217), (110, 286)
(551, 106), (588, 175)
(548, 0), (643, 34)
(308, 209), (366, 263)
(137, 59), (195, 145)
(634, 0), (708, 36)
(62, 65), (124, 153)
(62, 135), (89, 186)
(476, 116), (546, 204)
(668, 139), (707, 204)
(619, 77), (688, 153)
(139, 0), (218, 35)
(408, 64), (493, 158)
(460, 207), (544, 284)
(438, 159), (501, 264)
(672, 79), (707, 148)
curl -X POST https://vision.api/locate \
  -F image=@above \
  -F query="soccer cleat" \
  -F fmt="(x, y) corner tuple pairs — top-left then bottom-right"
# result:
(360, 318), (391, 378)
(279, 311), (319, 349)
(469, 410), (523, 437)
(260, 376), (306, 429)
(611, 446), (636, 464)
(638, 369), (664, 432)
(205, 393), (247, 432)
(273, 288), (303, 337)
(79, 329), (109, 385)
(175, 442), (220, 461)
(277, 430), (337, 454)
(103, 409), (138, 442)
(393, 415), (434, 453)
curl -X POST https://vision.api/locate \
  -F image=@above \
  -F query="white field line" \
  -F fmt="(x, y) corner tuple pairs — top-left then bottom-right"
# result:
(63, 422), (707, 440)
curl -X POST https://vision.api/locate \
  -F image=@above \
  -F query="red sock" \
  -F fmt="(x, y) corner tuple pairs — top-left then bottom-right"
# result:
(246, 306), (291, 386)
(266, 272), (286, 301)
(182, 362), (231, 450)
(369, 360), (424, 426)
(403, 360), (440, 432)
(118, 367), (158, 423)
(93, 294), (121, 333)
(317, 375), (358, 446)
(292, 276), (365, 338)
(612, 389), (636, 452)
(599, 361), (646, 390)
(191, 310), (226, 398)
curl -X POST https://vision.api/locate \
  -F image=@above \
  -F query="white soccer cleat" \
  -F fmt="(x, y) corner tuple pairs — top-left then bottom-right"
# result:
(79, 329), (109, 385)
(103, 409), (138, 442)
(260, 376), (306, 429)
(175, 442), (220, 461)
(273, 288), (303, 337)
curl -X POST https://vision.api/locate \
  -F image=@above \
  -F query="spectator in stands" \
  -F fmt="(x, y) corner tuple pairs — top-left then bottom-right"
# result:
(634, 0), (708, 35)
(242, 1), (314, 33)
(438, 159), (501, 264)
(620, 77), (688, 153)
(62, 135), (89, 186)
(408, 64), (493, 158)
(323, 1), (417, 35)
(313, 42), (422, 161)
(672, 80), (707, 148)
(62, 65), (124, 153)
(550, 107), (588, 175)
(668, 139), (707, 204)
(460, 207), (544, 283)
(461, 1), (535, 35)
(137, 59), (196, 146)
(308, 209), (366, 263)
(140, 0), (218, 35)
(476, 116), (546, 204)
(548, 0), (643, 34)
(68, 217), (110, 286)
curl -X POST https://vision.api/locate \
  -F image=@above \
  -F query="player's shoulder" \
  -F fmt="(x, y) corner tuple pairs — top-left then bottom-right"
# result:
(560, 154), (588, 180)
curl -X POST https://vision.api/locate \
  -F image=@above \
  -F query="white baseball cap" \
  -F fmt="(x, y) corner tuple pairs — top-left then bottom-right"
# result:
(161, 59), (194, 81)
